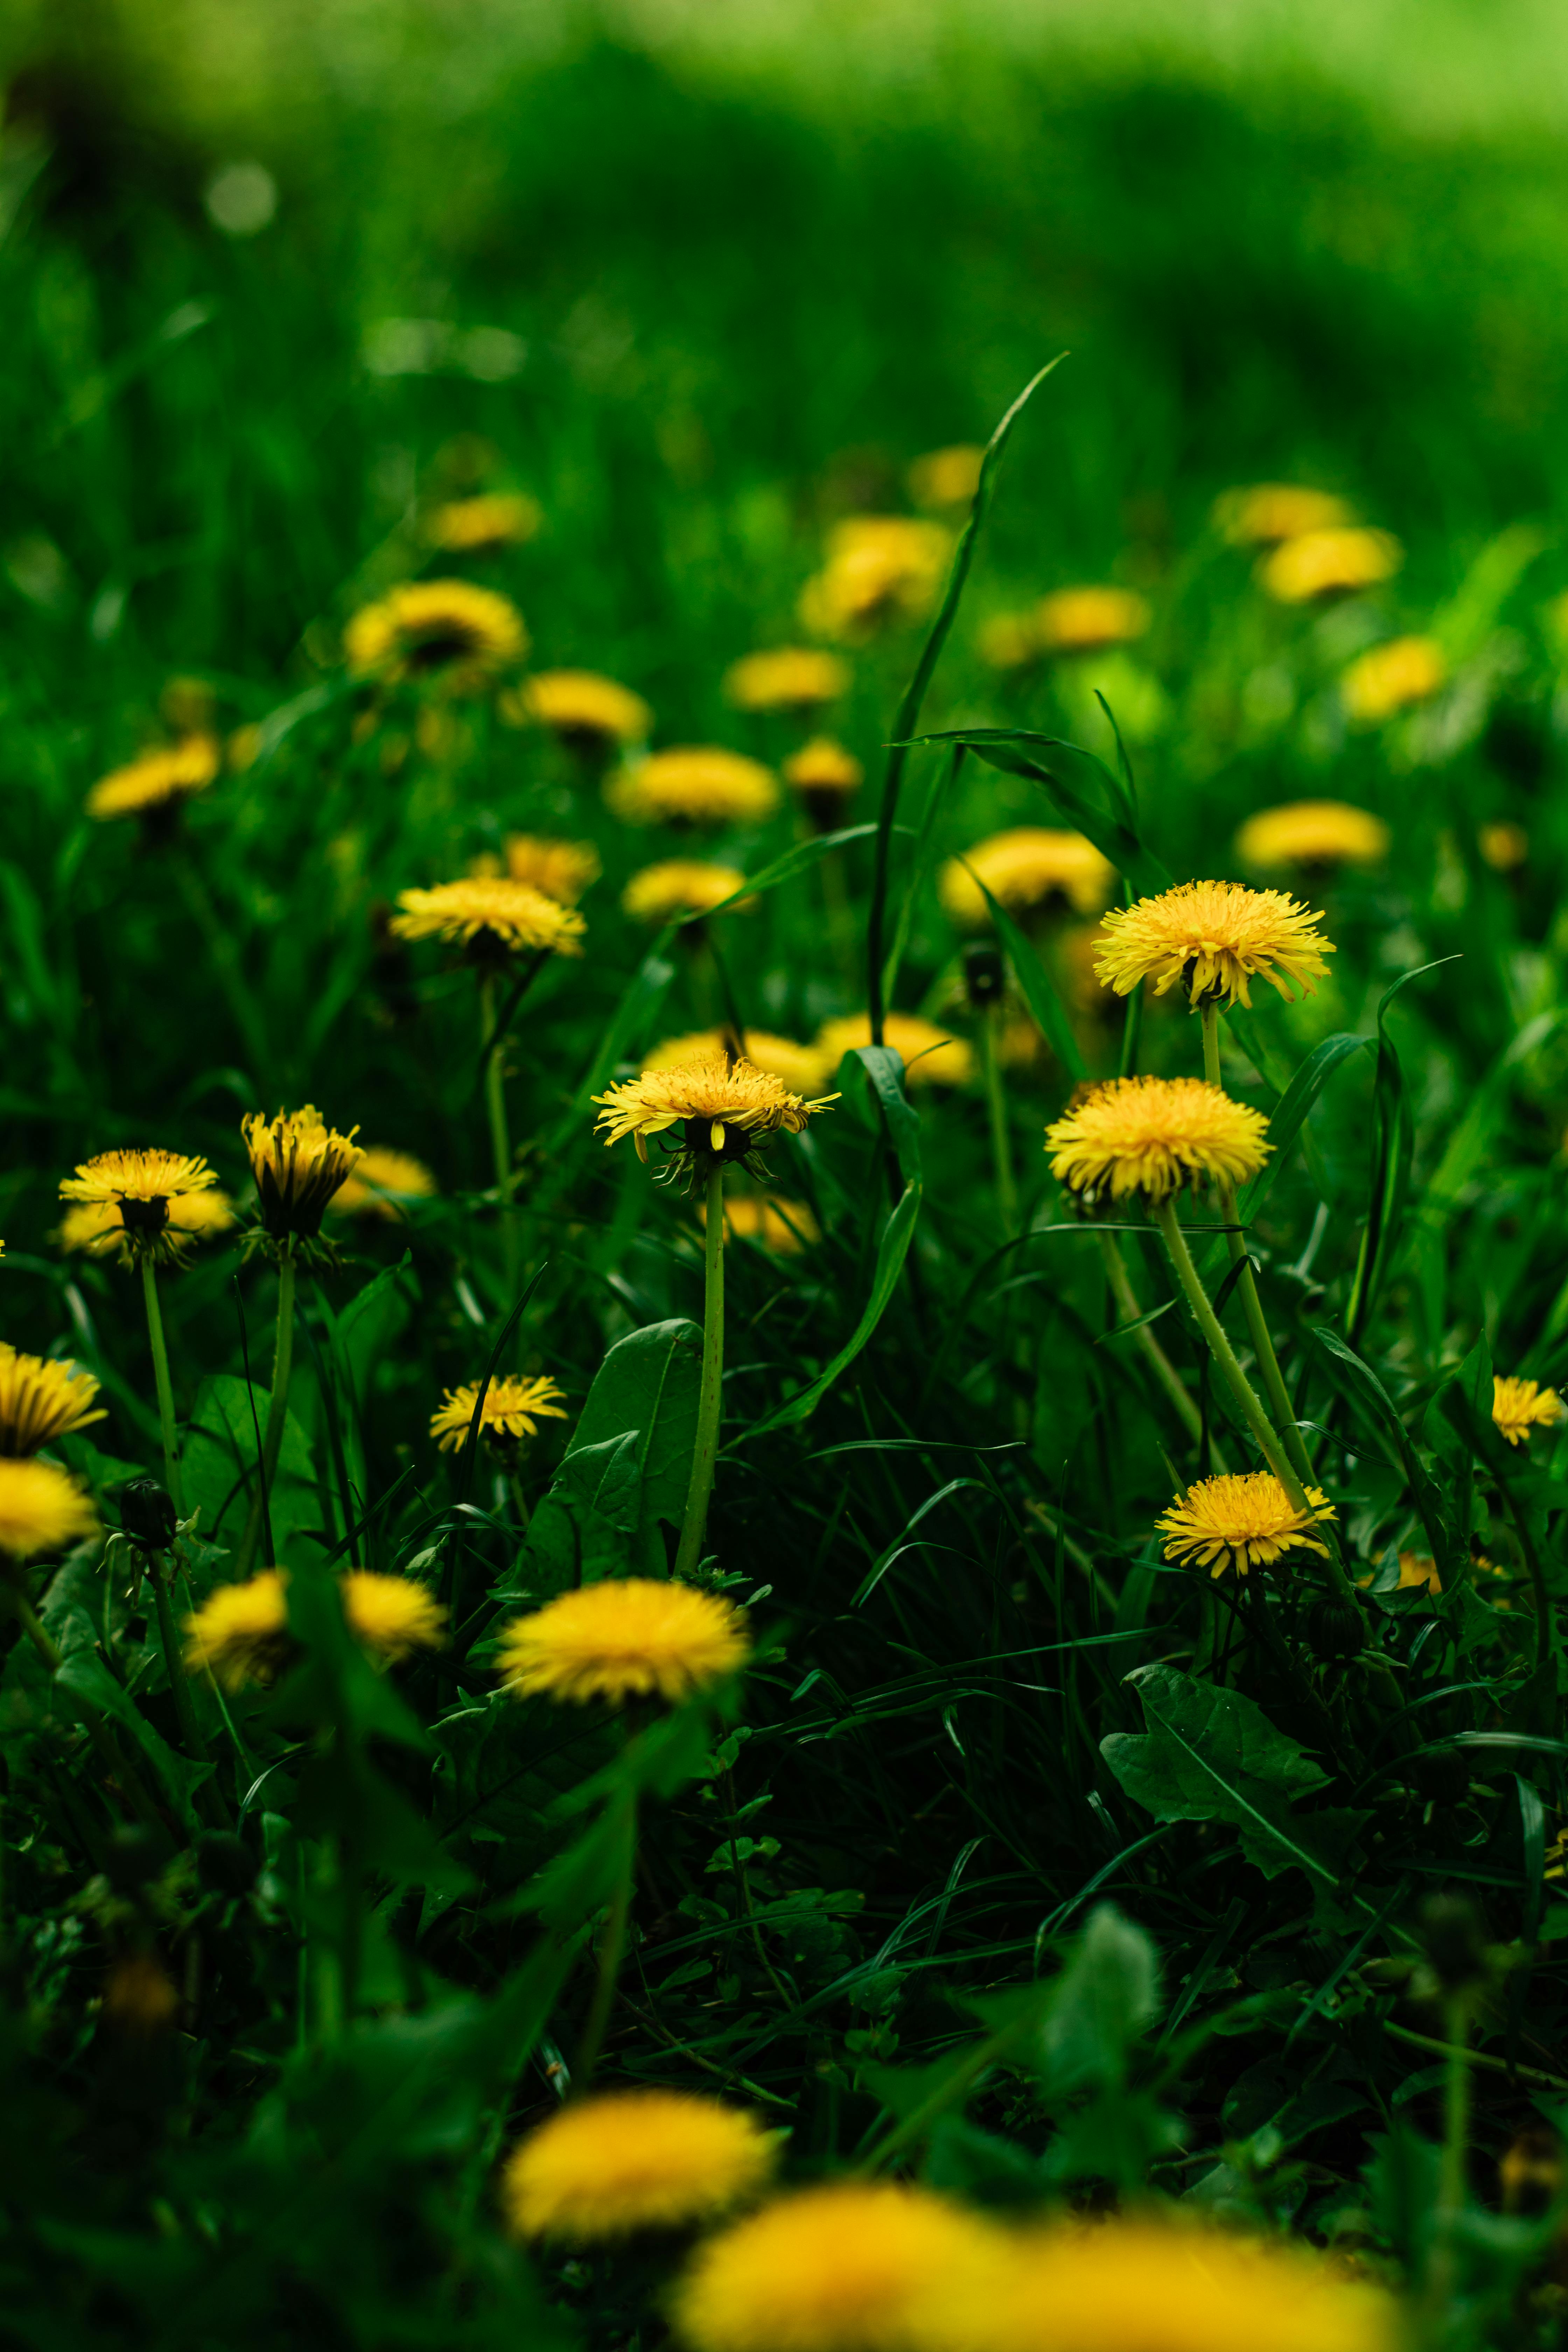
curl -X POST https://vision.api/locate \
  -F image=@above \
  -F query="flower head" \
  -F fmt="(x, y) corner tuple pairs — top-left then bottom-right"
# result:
(86, 735), (221, 827)
(703, 1195), (820, 1255)
(671, 2182), (1002, 2352)
(1235, 801), (1390, 872)
(648, 1029), (829, 1099)
(1215, 483), (1353, 547)
(501, 2090), (777, 2241)
(1493, 1375), (1565, 1447)
(430, 1373), (569, 1455)
(623, 861), (753, 925)
(783, 737), (863, 808)
(1260, 526), (1401, 603)
(1157, 1472), (1335, 1578)
(184, 1568), (444, 1687)
(516, 668), (652, 747)
(1342, 634), (1447, 724)
(423, 492), (541, 552)
(908, 444), (985, 511)
(498, 1577), (749, 1704)
(242, 1107), (363, 1253)
(1093, 879), (1334, 1010)
(59, 1150), (224, 1269)
(390, 876), (586, 962)
(340, 1570), (447, 1661)
(798, 516), (951, 641)
(0, 1459), (98, 1560)
(1034, 586), (1150, 654)
(1480, 820), (1528, 873)
(327, 1146), (438, 1222)
(816, 1013), (974, 1088)
(498, 834), (600, 904)
(724, 647), (850, 713)
(594, 1052), (836, 1182)
(1045, 1076), (1270, 1204)
(0, 1351), (104, 1456)
(343, 580), (527, 688)
(607, 747), (779, 828)
(939, 828), (1115, 927)
(58, 1188), (234, 1262)
(978, 610), (1041, 671)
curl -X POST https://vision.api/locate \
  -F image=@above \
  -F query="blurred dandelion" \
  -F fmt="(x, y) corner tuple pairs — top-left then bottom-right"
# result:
(0, 1351), (104, 1456)
(607, 746), (779, 826)
(723, 646), (849, 712)
(497, 1578), (749, 1704)
(1236, 800), (1390, 871)
(500, 2089), (776, 2239)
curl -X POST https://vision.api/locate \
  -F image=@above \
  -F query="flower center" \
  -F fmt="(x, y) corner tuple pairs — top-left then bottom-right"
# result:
(119, 1194), (169, 1236)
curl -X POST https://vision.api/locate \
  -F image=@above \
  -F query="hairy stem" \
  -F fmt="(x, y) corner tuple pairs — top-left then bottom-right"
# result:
(140, 1258), (184, 1517)
(1098, 1229), (1214, 1455)
(480, 971), (520, 1308)
(674, 1165), (726, 1580)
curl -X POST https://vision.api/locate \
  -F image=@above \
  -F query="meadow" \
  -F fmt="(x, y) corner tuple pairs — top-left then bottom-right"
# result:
(6, 8), (1568, 2347)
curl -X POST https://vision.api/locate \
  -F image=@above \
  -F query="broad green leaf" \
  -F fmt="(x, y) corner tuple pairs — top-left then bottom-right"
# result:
(564, 1317), (703, 1533)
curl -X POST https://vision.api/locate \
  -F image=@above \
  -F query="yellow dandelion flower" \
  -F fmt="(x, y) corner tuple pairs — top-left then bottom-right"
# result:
(1342, 634), (1447, 725)
(1381, 1551), (1441, 1595)
(1093, 879), (1334, 1010)
(1493, 1375), (1565, 1447)
(977, 610), (1041, 671)
(0, 1351), (105, 1456)
(798, 516), (951, 641)
(724, 647), (850, 713)
(390, 876), (586, 960)
(909, 2218), (1398, 2352)
(1260, 526), (1401, 603)
(1156, 1471), (1335, 1578)
(703, 1195), (820, 1255)
(594, 1052), (836, 1179)
(606, 747), (779, 828)
(1034, 585), (1151, 654)
(429, 1373), (569, 1454)
(908, 443), (985, 512)
(85, 735), (221, 825)
(816, 1012), (975, 1088)
(57, 1188), (234, 1263)
(340, 1570), (447, 1661)
(342, 580), (527, 688)
(671, 2182), (1002, 2352)
(327, 1146), (438, 1221)
(497, 1577), (749, 1704)
(1045, 1075), (1271, 1203)
(499, 834), (600, 904)
(241, 1107), (363, 1250)
(514, 668), (652, 746)
(59, 1149), (224, 1269)
(423, 492), (541, 552)
(782, 737), (862, 796)
(939, 828), (1116, 928)
(184, 1567), (443, 1687)
(501, 2090), (777, 2241)
(647, 1030), (829, 1098)
(0, 1457), (98, 1560)
(1235, 801), (1391, 873)
(1214, 483), (1353, 547)
(622, 861), (753, 925)
(1479, 820), (1528, 872)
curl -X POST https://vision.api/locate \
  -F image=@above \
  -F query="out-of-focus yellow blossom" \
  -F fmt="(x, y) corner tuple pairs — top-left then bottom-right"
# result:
(343, 580), (527, 688)
(423, 492), (541, 552)
(939, 828), (1115, 927)
(1215, 484), (1353, 546)
(1479, 820), (1528, 872)
(816, 1012), (974, 1088)
(1260, 527), (1401, 603)
(510, 669), (652, 747)
(621, 861), (753, 925)
(1236, 800), (1391, 872)
(723, 647), (849, 712)
(1341, 634), (1447, 724)
(798, 516), (951, 640)
(907, 444), (984, 511)
(607, 747), (779, 828)
(328, 1147), (438, 1221)
(1035, 585), (1150, 653)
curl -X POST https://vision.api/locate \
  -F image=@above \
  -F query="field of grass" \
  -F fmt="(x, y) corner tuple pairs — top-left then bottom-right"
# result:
(5, 7), (1568, 2347)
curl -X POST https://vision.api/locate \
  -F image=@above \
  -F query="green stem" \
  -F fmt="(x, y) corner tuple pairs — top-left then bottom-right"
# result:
(1154, 1199), (1303, 1497)
(235, 1255), (298, 1581)
(1098, 1230), (1213, 1455)
(140, 1258), (184, 1517)
(480, 972), (520, 1307)
(674, 1166), (726, 1581)
(573, 1801), (636, 2089)
(981, 1004), (1018, 1238)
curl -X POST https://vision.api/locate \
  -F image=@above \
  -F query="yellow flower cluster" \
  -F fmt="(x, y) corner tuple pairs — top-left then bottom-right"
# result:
(1094, 880), (1333, 1010)
(59, 1149), (228, 1269)
(1260, 526), (1401, 603)
(1341, 633), (1447, 723)
(1235, 800), (1390, 872)
(502, 2090), (777, 2239)
(391, 876), (586, 959)
(648, 1028), (828, 1099)
(622, 861), (752, 924)
(594, 1051), (836, 1175)
(724, 646), (849, 712)
(514, 668), (652, 746)
(344, 580), (527, 687)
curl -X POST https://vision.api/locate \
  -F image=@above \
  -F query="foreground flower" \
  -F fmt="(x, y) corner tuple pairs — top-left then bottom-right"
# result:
(672, 2182), (1001, 2352)
(59, 1150), (225, 1269)
(1094, 879), (1333, 1010)
(816, 1012), (974, 1088)
(798, 515), (951, 640)
(1215, 483), (1352, 546)
(0, 1351), (105, 1456)
(429, 1373), (569, 1454)
(1341, 634), (1447, 724)
(724, 646), (849, 712)
(390, 876), (586, 961)
(594, 1052), (836, 1179)
(939, 827), (1115, 927)
(1034, 585), (1150, 654)
(607, 747), (779, 827)
(499, 834), (600, 904)
(1260, 526), (1401, 603)
(1046, 1076), (1270, 1203)
(1493, 1375), (1565, 1447)
(423, 491), (541, 552)
(343, 580), (527, 687)
(1235, 800), (1390, 872)
(908, 443), (985, 511)
(649, 1029), (828, 1098)
(622, 861), (752, 925)
(1157, 1471), (1335, 1578)
(58, 1189), (234, 1261)
(498, 1577), (749, 1703)
(501, 2090), (776, 2240)
(327, 1146), (438, 1221)
(0, 1458), (99, 1560)
(516, 668), (652, 747)
(85, 735), (221, 827)
(242, 1107), (363, 1251)
(704, 1195), (821, 1255)
(184, 1568), (445, 1686)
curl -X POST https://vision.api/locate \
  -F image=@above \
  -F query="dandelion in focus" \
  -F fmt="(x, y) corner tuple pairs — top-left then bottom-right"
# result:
(1034, 585), (1150, 654)
(1492, 1376), (1564, 1447)
(939, 828), (1115, 927)
(1046, 1076), (1270, 1204)
(607, 747), (779, 827)
(724, 647), (849, 713)
(327, 1147), (438, 1222)
(1236, 801), (1390, 872)
(500, 2089), (777, 2240)
(57, 1189), (235, 1261)
(1260, 527), (1401, 603)
(1094, 880), (1334, 1010)
(1215, 483), (1353, 546)
(423, 492), (541, 552)
(648, 1029), (828, 1098)
(429, 1373), (569, 1456)
(511, 668), (652, 750)
(1341, 634), (1447, 723)
(391, 876), (586, 962)
(0, 1352), (105, 1456)
(343, 580), (527, 689)
(0, 1458), (98, 1561)
(498, 1578), (749, 1704)
(59, 1150), (225, 1269)
(594, 1052), (835, 1181)
(798, 515), (951, 640)
(816, 1012), (974, 1087)
(242, 1107), (364, 1256)
(1157, 1472), (1336, 1577)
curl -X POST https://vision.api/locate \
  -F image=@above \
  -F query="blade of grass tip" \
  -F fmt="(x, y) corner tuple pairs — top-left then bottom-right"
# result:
(234, 1275), (273, 1569)
(456, 1259), (550, 1509)
(866, 355), (1067, 1045)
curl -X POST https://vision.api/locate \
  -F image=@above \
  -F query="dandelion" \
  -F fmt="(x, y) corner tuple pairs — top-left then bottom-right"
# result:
(184, 1568), (444, 1687)
(497, 1577), (749, 1704)
(343, 580), (527, 688)
(816, 1012), (974, 1088)
(1034, 585), (1151, 653)
(798, 516), (951, 640)
(57, 1190), (234, 1260)
(1341, 634), (1447, 723)
(622, 861), (753, 925)
(784, 737), (864, 831)
(390, 875), (586, 962)
(243, 1107), (364, 1251)
(0, 1458), (98, 1560)
(671, 2182), (1002, 2352)
(500, 2089), (777, 2240)
(703, 1195), (820, 1255)
(1093, 878), (1334, 1011)
(498, 834), (600, 904)
(908, 443), (985, 511)
(1260, 526), (1401, 603)
(607, 747), (779, 827)
(85, 735), (221, 828)
(59, 1150), (224, 1269)
(1493, 1375), (1565, 1447)
(514, 668), (652, 748)
(1157, 1471), (1336, 1578)
(0, 1351), (105, 1456)
(939, 828), (1115, 927)
(1235, 801), (1391, 872)
(595, 1052), (835, 1180)
(1215, 483), (1353, 547)
(340, 1570), (447, 1661)
(1046, 1076), (1270, 1204)
(1479, 820), (1528, 872)
(724, 647), (850, 712)
(327, 1146), (438, 1221)
(648, 1029), (829, 1098)
(423, 491), (541, 552)
(429, 1373), (569, 1455)
(977, 610), (1041, 670)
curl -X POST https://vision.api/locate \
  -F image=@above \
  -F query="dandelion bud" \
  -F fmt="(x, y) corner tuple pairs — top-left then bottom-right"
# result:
(120, 1477), (178, 1553)
(1306, 1595), (1366, 1662)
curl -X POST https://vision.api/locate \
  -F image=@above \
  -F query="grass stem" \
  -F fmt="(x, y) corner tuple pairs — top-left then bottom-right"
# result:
(235, 1255), (298, 1580)
(674, 1164), (726, 1580)
(140, 1257), (184, 1516)
(480, 970), (520, 1306)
